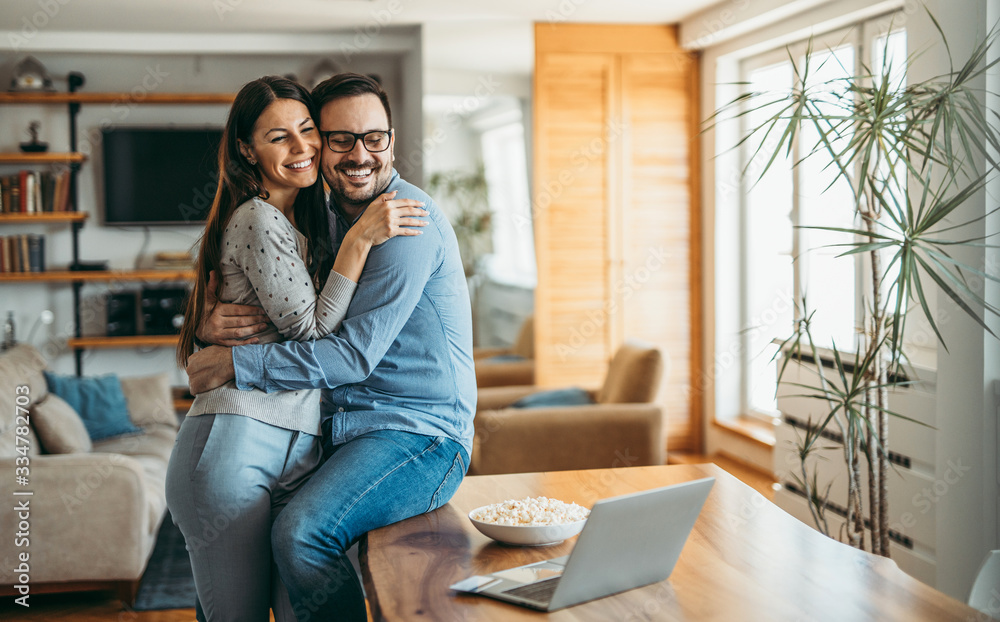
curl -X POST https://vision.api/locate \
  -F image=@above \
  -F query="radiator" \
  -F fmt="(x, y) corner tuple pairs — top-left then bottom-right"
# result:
(773, 354), (938, 586)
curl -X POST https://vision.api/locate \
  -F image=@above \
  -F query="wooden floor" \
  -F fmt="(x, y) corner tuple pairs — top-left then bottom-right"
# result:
(0, 590), (200, 621)
(1, 457), (774, 620)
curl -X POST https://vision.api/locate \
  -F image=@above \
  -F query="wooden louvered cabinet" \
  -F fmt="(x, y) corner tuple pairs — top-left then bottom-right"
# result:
(533, 24), (701, 451)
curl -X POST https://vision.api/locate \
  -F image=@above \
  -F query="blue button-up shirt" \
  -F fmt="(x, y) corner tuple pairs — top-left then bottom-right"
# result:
(232, 171), (476, 457)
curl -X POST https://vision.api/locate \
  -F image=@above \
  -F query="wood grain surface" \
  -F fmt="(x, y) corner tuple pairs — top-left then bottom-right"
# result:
(532, 24), (701, 452)
(361, 464), (981, 621)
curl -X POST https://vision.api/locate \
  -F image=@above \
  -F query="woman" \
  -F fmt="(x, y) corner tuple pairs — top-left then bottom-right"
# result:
(165, 76), (426, 622)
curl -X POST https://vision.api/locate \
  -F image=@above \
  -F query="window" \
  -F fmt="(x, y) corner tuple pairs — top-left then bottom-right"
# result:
(739, 20), (907, 416)
(480, 118), (536, 286)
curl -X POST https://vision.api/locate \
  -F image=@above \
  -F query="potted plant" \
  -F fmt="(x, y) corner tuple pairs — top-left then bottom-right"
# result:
(427, 164), (492, 277)
(714, 13), (1000, 555)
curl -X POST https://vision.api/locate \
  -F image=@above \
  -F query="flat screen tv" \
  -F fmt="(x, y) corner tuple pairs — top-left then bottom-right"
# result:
(102, 127), (223, 226)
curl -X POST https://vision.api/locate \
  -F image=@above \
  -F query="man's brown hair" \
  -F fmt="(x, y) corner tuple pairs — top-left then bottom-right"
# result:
(311, 73), (392, 128)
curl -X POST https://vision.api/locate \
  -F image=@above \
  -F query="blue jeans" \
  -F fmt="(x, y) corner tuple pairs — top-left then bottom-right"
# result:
(271, 428), (469, 622)
(165, 414), (322, 622)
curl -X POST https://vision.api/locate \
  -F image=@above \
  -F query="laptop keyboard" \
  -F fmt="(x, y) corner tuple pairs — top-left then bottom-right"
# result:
(502, 576), (562, 604)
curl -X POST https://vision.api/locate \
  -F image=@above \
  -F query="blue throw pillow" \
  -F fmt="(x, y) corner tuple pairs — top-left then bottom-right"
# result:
(43, 372), (141, 441)
(510, 387), (594, 409)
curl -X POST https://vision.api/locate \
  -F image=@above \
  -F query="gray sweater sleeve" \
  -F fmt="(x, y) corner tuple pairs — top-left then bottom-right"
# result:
(223, 199), (357, 341)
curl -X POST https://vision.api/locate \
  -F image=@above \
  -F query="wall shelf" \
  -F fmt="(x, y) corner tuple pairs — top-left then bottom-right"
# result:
(2, 79), (220, 375)
(67, 335), (180, 349)
(0, 212), (88, 223)
(0, 269), (194, 283)
(0, 92), (235, 105)
(0, 152), (88, 164)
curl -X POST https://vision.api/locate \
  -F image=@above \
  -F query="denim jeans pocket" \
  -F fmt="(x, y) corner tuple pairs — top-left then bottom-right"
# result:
(427, 441), (467, 513)
(189, 415), (219, 480)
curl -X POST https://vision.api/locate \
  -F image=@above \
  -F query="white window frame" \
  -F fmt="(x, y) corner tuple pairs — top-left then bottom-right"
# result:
(734, 15), (907, 421)
(480, 119), (536, 287)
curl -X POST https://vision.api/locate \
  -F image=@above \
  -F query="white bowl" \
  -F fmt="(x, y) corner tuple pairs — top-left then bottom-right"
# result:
(468, 508), (587, 546)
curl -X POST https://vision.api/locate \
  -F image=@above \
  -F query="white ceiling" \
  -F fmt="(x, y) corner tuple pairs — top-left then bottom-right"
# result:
(0, 0), (725, 74)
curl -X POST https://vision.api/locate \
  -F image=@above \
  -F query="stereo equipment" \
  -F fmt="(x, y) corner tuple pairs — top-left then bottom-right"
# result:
(106, 292), (138, 337)
(141, 287), (188, 335)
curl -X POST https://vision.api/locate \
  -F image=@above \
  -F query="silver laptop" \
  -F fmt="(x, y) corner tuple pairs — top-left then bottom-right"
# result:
(450, 477), (715, 612)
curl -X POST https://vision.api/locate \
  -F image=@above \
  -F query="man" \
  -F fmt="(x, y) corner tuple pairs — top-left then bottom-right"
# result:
(187, 73), (475, 621)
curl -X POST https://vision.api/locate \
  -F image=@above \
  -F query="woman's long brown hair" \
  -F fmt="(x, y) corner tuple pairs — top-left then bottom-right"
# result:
(177, 76), (333, 368)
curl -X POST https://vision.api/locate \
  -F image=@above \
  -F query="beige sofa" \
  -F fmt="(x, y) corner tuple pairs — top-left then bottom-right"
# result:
(0, 344), (179, 602)
(471, 340), (666, 475)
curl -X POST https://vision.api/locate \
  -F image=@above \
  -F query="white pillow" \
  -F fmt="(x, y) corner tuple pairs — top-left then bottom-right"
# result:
(31, 394), (92, 454)
(120, 373), (178, 429)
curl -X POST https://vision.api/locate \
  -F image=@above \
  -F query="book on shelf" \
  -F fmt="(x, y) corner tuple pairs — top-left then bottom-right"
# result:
(19, 171), (28, 213)
(0, 169), (72, 214)
(0, 233), (45, 273)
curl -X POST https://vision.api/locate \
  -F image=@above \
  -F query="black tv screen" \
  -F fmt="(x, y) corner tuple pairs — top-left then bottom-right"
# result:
(102, 127), (223, 226)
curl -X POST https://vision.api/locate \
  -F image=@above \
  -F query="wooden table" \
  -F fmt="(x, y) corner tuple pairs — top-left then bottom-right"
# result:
(360, 464), (981, 621)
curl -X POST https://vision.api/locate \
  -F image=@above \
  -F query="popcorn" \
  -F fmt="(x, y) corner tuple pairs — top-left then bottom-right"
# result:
(471, 496), (590, 526)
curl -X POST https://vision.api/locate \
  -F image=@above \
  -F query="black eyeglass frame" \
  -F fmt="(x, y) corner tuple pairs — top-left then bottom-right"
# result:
(319, 129), (394, 153)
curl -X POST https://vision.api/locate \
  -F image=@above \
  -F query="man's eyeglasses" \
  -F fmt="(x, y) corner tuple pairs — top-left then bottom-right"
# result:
(320, 130), (393, 153)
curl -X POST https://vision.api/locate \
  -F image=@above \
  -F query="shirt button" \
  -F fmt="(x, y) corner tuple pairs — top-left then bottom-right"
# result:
(338, 407), (345, 412)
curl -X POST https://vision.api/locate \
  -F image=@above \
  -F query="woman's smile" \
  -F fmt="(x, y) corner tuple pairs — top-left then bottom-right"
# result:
(285, 156), (315, 172)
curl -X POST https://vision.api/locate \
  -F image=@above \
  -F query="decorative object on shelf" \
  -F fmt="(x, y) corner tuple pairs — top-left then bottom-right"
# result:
(153, 250), (194, 270)
(69, 260), (109, 271)
(9, 55), (54, 92)
(26, 309), (53, 344)
(307, 59), (342, 89)
(2, 311), (15, 351)
(19, 121), (48, 153)
(427, 164), (492, 277)
(712, 13), (1000, 556)
(68, 70), (85, 93)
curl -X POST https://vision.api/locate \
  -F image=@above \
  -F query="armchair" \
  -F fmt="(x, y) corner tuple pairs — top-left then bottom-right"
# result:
(474, 316), (535, 388)
(471, 340), (666, 475)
